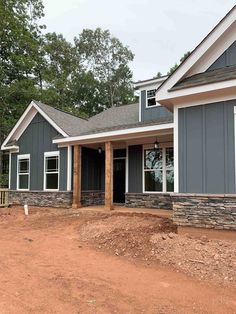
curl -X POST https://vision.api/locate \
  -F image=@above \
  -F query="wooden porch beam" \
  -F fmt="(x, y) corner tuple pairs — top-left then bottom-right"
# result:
(72, 145), (82, 209)
(105, 141), (114, 210)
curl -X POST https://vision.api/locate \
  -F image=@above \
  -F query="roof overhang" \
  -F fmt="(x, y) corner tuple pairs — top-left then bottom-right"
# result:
(134, 76), (168, 90)
(1, 100), (69, 151)
(159, 79), (236, 110)
(53, 123), (174, 147)
(156, 6), (236, 109)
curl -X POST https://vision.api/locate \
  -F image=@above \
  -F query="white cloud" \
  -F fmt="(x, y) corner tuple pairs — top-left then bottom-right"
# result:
(41, 0), (236, 80)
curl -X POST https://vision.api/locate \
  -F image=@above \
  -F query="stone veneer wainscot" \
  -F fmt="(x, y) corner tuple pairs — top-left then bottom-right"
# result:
(9, 190), (105, 208)
(172, 194), (236, 231)
(125, 193), (172, 210)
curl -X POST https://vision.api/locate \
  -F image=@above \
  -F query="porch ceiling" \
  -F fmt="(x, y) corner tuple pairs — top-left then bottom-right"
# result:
(82, 133), (173, 150)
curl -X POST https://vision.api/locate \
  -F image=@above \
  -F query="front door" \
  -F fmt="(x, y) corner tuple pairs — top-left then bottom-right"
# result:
(113, 158), (126, 203)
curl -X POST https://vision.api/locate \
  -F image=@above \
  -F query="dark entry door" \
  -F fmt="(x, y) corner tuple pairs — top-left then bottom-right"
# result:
(113, 159), (126, 203)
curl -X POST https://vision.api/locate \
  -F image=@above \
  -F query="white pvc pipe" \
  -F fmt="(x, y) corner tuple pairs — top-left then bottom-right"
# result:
(24, 204), (29, 216)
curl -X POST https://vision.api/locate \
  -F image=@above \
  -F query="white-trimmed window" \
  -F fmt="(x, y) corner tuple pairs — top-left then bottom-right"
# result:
(144, 147), (174, 192)
(17, 154), (30, 190)
(44, 151), (60, 191)
(146, 89), (156, 107)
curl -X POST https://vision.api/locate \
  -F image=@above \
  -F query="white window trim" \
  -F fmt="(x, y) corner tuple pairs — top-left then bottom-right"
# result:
(17, 154), (30, 191)
(44, 151), (60, 192)
(173, 106), (179, 193)
(9, 152), (11, 190)
(67, 146), (72, 191)
(234, 107), (236, 192)
(146, 89), (160, 108)
(142, 145), (174, 194)
(126, 145), (129, 193)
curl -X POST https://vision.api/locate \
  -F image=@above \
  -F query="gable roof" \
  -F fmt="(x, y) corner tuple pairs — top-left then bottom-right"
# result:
(156, 5), (236, 107)
(170, 65), (236, 91)
(33, 101), (88, 137)
(1, 100), (87, 150)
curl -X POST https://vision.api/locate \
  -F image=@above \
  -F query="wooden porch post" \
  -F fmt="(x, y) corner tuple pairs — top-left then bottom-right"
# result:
(72, 145), (82, 209)
(105, 141), (114, 210)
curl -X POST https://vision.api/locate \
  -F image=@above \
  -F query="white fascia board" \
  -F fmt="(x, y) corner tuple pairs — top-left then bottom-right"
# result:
(1, 102), (35, 150)
(32, 101), (69, 138)
(1, 145), (19, 152)
(173, 90), (236, 109)
(134, 77), (167, 90)
(53, 123), (174, 146)
(156, 7), (236, 103)
(1, 100), (69, 151)
(139, 83), (160, 92)
(158, 79), (236, 105)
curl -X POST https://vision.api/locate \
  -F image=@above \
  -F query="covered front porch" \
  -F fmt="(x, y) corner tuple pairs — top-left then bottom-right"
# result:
(71, 130), (174, 211)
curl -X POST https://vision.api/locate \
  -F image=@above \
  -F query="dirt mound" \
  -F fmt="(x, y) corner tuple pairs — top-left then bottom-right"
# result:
(79, 214), (174, 240)
(79, 213), (236, 286)
(150, 233), (236, 284)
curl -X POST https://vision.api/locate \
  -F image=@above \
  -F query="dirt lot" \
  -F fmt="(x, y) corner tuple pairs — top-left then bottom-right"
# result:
(0, 207), (235, 314)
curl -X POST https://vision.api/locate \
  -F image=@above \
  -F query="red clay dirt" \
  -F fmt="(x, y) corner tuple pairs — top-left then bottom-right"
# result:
(0, 206), (235, 314)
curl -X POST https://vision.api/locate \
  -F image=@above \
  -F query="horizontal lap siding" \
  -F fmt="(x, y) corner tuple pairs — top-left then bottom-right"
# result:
(179, 101), (235, 194)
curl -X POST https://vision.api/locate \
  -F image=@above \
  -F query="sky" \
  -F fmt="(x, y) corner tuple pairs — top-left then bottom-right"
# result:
(41, 0), (236, 81)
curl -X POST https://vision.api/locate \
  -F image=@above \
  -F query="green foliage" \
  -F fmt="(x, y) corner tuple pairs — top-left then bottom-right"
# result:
(167, 51), (191, 75)
(167, 63), (178, 75)
(0, 174), (8, 188)
(0, 1), (190, 180)
(74, 28), (135, 111)
(0, 1), (136, 177)
(155, 72), (162, 78)
(180, 51), (191, 63)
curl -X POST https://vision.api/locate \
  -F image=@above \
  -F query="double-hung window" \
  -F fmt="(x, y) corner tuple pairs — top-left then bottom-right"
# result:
(17, 154), (30, 190)
(144, 147), (174, 192)
(44, 151), (59, 191)
(146, 89), (156, 107)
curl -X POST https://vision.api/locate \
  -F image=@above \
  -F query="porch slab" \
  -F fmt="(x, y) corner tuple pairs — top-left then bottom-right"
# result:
(77, 205), (173, 219)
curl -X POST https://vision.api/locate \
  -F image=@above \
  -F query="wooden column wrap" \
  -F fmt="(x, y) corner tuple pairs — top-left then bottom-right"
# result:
(105, 141), (114, 210)
(72, 145), (82, 208)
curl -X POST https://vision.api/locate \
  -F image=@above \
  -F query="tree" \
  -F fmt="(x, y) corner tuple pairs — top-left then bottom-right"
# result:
(0, 0), (44, 185)
(39, 32), (80, 109)
(0, 3), (137, 184)
(167, 63), (178, 75)
(180, 51), (191, 63)
(74, 28), (135, 111)
(154, 72), (162, 79)
(167, 51), (191, 75)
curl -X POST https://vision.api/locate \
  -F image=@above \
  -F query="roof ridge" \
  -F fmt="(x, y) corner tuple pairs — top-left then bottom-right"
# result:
(33, 100), (88, 121)
(156, 4), (236, 95)
(89, 103), (138, 120)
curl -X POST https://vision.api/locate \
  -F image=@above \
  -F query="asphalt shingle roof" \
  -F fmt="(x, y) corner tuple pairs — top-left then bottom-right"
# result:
(34, 101), (88, 136)
(35, 101), (172, 138)
(170, 65), (236, 91)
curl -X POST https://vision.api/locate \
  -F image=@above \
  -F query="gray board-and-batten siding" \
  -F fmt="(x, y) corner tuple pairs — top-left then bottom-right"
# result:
(140, 90), (173, 122)
(10, 111), (142, 194)
(178, 100), (236, 194)
(10, 113), (68, 191)
(208, 40), (236, 71)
